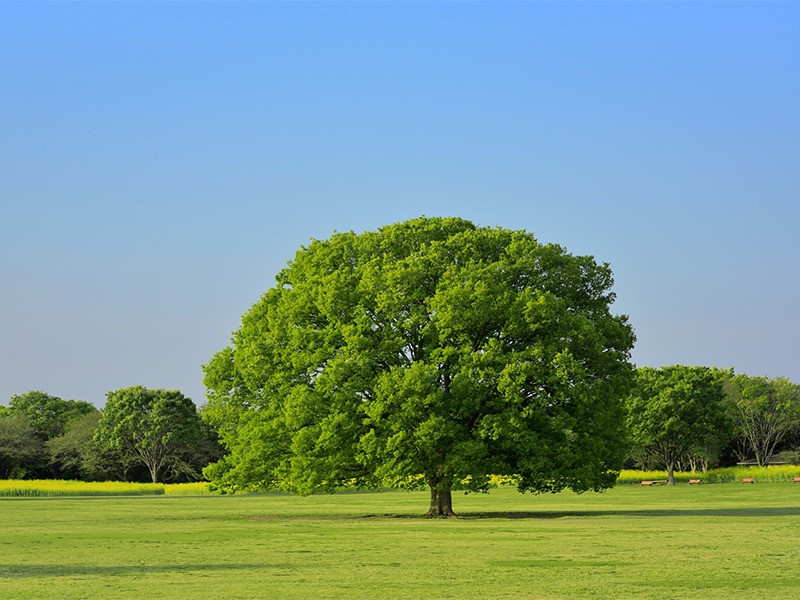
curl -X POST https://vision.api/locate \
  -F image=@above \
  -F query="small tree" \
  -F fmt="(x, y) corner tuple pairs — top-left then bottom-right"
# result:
(95, 386), (202, 483)
(727, 375), (800, 466)
(626, 366), (732, 485)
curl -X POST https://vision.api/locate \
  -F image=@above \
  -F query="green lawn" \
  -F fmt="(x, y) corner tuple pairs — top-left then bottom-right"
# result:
(2, 484), (800, 598)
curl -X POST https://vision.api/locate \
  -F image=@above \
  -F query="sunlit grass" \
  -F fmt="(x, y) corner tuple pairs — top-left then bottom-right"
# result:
(2, 485), (800, 598)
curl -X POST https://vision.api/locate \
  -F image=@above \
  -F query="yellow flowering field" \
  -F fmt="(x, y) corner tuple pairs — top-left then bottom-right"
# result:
(0, 480), (213, 497)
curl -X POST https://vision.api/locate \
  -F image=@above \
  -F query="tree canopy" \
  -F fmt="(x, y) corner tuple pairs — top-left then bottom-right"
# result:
(0, 411), (46, 479)
(9, 390), (97, 441)
(727, 375), (800, 466)
(46, 411), (115, 481)
(95, 386), (203, 483)
(203, 217), (635, 515)
(626, 366), (732, 484)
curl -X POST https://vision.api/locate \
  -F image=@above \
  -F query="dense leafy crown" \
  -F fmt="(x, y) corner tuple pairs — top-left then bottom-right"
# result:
(9, 390), (97, 441)
(96, 386), (202, 483)
(203, 217), (635, 495)
(626, 366), (733, 471)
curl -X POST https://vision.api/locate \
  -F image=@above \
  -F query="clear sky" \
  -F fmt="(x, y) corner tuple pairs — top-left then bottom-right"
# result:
(1, 2), (798, 407)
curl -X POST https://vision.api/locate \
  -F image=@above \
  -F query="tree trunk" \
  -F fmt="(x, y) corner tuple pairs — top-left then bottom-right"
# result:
(426, 481), (455, 517)
(667, 462), (675, 486)
(755, 445), (766, 467)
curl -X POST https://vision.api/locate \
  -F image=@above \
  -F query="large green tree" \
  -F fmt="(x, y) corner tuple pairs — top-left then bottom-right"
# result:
(626, 366), (733, 485)
(95, 386), (203, 483)
(203, 217), (635, 515)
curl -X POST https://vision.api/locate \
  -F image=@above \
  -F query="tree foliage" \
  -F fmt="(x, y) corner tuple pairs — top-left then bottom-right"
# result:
(95, 386), (203, 483)
(160, 418), (226, 483)
(626, 366), (732, 484)
(9, 390), (97, 442)
(203, 217), (635, 514)
(0, 412), (46, 479)
(727, 375), (800, 466)
(47, 411), (112, 481)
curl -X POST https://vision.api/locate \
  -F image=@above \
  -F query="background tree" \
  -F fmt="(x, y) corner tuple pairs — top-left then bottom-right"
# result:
(9, 390), (97, 442)
(95, 386), (203, 483)
(203, 217), (635, 515)
(160, 419), (226, 483)
(0, 412), (46, 479)
(46, 411), (116, 481)
(5, 391), (98, 478)
(626, 366), (733, 485)
(727, 375), (800, 466)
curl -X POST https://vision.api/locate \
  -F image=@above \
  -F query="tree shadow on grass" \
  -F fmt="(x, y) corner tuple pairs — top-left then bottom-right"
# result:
(0, 563), (277, 579)
(466, 507), (800, 519)
(348, 506), (800, 520)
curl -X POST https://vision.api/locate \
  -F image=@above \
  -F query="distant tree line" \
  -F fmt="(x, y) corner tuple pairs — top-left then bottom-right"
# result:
(2, 369), (799, 487)
(626, 366), (800, 484)
(0, 387), (223, 483)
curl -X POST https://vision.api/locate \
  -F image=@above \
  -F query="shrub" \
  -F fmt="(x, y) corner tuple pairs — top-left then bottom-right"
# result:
(781, 450), (800, 465)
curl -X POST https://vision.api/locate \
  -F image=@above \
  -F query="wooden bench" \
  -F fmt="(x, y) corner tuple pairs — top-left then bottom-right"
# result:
(688, 479), (701, 484)
(641, 480), (667, 486)
(793, 477), (800, 483)
(741, 478), (754, 484)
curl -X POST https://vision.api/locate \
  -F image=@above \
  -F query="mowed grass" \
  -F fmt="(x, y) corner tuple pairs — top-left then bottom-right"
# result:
(2, 485), (800, 599)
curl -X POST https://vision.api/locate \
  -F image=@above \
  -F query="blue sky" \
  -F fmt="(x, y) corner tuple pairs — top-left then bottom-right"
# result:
(1, 2), (798, 407)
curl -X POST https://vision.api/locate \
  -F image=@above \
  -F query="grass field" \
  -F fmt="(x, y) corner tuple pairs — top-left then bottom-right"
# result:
(2, 484), (800, 599)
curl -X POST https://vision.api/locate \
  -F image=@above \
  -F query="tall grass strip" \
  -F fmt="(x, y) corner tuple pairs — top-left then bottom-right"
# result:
(618, 465), (800, 485)
(0, 480), (165, 497)
(164, 482), (214, 495)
